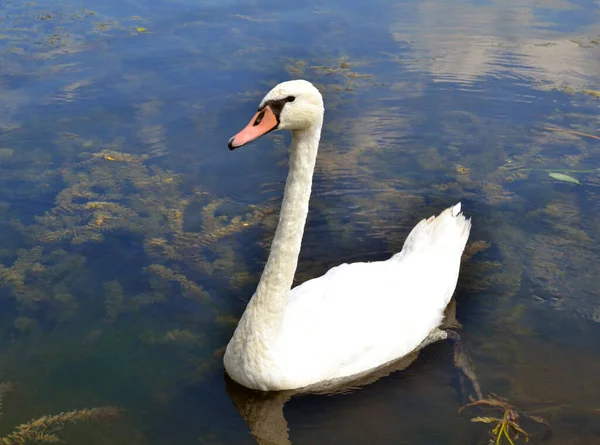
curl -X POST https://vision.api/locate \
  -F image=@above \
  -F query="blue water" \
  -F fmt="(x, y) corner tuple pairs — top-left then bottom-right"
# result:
(1, 0), (600, 443)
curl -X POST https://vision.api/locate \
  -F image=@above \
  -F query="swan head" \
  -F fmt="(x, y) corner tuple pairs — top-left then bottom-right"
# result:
(228, 79), (324, 150)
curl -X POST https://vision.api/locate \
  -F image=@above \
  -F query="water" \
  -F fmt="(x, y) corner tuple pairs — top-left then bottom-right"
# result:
(1, 0), (600, 443)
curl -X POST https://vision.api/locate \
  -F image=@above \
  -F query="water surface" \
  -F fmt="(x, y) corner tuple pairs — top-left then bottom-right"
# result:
(1, 0), (600, 443)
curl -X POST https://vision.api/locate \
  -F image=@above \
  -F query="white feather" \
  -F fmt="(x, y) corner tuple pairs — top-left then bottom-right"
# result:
(270, 203), (470, 389)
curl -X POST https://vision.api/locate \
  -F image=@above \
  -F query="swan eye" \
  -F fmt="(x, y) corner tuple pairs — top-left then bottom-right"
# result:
(256, 95), (296, 119)
(253, 110), (265, 126)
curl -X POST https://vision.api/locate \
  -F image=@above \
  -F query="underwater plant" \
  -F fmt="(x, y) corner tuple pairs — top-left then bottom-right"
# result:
(0, 145), (275, 328)
(459, 393), (551, 445)
(0, 382), (123, 445)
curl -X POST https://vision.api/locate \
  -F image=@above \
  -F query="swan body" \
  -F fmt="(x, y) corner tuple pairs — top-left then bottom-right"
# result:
(224, 80), (471, 391)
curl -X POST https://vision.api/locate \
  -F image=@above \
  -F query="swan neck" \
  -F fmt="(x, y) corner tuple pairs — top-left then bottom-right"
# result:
(251, 123), (322, 325)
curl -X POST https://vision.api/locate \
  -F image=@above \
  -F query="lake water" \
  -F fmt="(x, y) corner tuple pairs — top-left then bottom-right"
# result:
(1, 0), (600, 443)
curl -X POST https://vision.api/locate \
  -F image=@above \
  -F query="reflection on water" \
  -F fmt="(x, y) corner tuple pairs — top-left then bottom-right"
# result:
(1, 0), (600, 443)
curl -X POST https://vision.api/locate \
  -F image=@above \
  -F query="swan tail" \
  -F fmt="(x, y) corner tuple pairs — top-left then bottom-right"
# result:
(392, 202), (471, 260)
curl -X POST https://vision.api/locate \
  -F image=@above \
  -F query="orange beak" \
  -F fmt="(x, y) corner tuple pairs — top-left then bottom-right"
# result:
(228, 106), (279, 150)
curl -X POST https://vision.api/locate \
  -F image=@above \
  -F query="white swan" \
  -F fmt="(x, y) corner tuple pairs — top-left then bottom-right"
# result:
(224, 79), (471, 392)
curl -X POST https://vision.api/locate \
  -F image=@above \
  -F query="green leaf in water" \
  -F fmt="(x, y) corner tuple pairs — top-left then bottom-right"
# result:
(548, 172), (580, 184)
(135, 27), (148, 33)
(471, 416), (501, 424)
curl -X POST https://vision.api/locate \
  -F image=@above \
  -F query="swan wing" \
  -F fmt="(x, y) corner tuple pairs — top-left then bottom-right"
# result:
(276, 203), (471, 386)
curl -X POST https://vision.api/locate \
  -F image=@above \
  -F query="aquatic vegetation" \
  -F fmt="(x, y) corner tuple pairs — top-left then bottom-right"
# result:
(0, 407), (123, 445)
(103, 280), (125, 324)
(543, 126), (600, 142)
(553, 85), (600, 99)
(0, 247), (85, 325)
(459, 394), (551, 445)
(146, 264), (210, 304)
(547, 172), (580, 184)
(285, 55), (376, 94)
(163, 329), (205, 346)
(0, 141), (276, 329)
(0, 382), (123, 445)
(0, 4), (132, 61)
